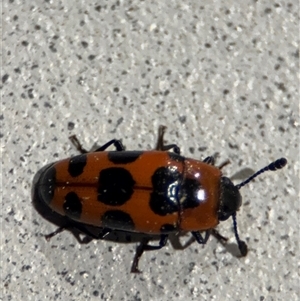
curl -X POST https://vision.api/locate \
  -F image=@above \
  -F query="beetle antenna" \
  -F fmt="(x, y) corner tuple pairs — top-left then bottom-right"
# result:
(236, 158), (287, 190)
(233, 157), (287, 256)
(232, 213), (248, 256)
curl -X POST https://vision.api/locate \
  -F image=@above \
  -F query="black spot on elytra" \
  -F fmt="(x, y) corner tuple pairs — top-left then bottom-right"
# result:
(38, 165), (56, 205)
(160, 224), (177, 233)
(181, 178), (203, 209)
(168, 152), (185, 162)
(98, 167), (135, 205)
(68, 154), (87, 177)
(101, 210), (135, 231)
(149, 167), (181, 216)
(108, 151), (143, 164)
(63, 192), (82, 220)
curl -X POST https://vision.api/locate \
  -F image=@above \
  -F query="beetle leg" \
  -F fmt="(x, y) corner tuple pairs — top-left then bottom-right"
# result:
(203, 155), (230, 170)
(203, 156), (215, 165)
(45, 225), (68, 241)
(69, 135), (89, 153)
(44, 223), (93, 244)
(131, 234), (168, 273)
(191, 230), (211, 244)
(94, 139), (125, 152)
(160, 143), (181, 154)
(211, 229), (228, 243)
(69, 135), (125, 153)
(217, 159), (231, 170)
(131, 238), (150, 273)
(45, 223), (111, 243)
(155, 125), (181, 154)
(70, 224), (112, 240)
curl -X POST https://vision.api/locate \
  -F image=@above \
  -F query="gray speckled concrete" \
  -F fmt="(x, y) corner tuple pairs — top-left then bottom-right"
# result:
(2, 1), (299, 301)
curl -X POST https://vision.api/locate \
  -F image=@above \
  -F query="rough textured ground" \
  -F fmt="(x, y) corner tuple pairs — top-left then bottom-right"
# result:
(2, 1), (299, 301)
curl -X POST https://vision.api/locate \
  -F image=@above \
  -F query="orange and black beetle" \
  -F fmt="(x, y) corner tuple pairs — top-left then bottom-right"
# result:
(34, 126), (287, 272)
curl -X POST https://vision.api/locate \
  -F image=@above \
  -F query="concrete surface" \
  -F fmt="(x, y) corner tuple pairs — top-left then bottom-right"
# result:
(2, 1), (299, 301)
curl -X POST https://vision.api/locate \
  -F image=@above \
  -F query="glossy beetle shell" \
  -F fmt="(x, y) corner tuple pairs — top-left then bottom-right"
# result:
(37, 151), (221, 234)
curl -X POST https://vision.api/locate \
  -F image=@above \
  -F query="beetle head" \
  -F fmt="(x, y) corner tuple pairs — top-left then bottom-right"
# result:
(218, 177), (242, 221)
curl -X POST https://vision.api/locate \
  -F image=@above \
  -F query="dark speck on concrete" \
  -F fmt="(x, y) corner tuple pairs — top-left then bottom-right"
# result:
(68, 122), (75, 130)
(81, 41), (88, 48)
(2, 74), (9, 84)
(179, 116), (186, 124)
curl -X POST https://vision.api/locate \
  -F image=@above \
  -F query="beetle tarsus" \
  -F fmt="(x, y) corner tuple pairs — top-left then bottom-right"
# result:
(192, 230), (211, 244)
(131, 235), (168, 273)
(131, 238), (150, 273)
(69, 135), (89, 153)
(69, 135), (125, 153)
(217, 159), (231, 170)
(237, 240), (248, 257)
(211, 229), (228, 243)
(45, 225), (68, 241)
(95, 139), (125, 152)
(156, 125), (181, 154)
(203, 156), (215, 165)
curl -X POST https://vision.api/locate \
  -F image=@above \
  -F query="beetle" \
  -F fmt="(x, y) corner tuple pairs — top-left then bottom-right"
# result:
(34, 125), (287, 272)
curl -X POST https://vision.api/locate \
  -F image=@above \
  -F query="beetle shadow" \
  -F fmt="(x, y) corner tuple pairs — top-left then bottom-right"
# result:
(211, 235), (246, 258)
(230, 167), (255, 182)
(168, 232), (244, 257)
